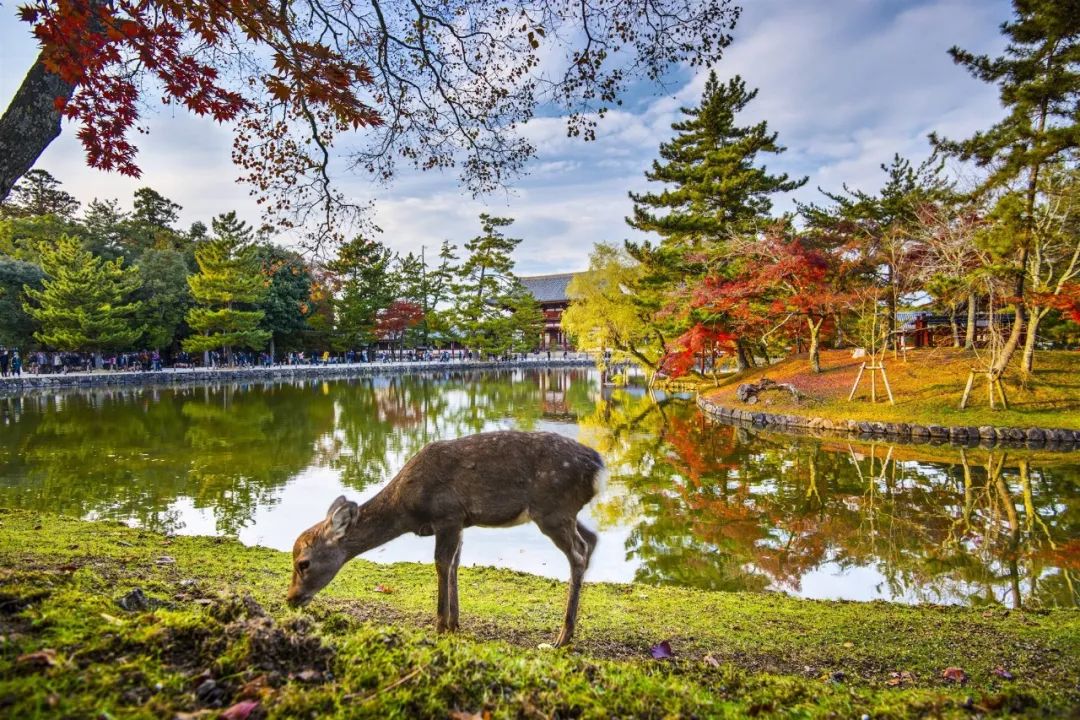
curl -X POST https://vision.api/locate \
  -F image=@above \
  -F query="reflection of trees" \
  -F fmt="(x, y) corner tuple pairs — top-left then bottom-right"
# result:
(0, 383), (334, 535)
(580, 387), (1080, 607)
(328, 368), (597, 491)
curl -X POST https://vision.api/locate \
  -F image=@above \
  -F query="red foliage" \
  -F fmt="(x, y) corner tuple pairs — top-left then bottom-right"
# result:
(376, 300), (424, 341)
(19, 1), (380, 178)
(662, 228), (852, 377)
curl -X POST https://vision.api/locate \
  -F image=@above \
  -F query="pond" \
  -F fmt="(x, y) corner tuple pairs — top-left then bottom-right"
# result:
(0, 368), (1076, 608)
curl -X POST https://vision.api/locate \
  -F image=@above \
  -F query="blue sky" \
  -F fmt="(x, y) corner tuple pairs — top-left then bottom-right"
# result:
(0, 0), (1010, 274)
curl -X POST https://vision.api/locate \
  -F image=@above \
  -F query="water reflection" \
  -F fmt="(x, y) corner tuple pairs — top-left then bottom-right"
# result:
(0, 369), (1075, 607)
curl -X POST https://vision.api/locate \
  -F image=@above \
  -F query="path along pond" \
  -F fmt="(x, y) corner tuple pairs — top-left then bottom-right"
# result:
(1, 367), (1076, 608)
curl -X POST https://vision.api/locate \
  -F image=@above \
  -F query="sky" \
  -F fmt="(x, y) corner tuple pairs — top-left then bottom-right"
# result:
(0, 0), (1012, 275)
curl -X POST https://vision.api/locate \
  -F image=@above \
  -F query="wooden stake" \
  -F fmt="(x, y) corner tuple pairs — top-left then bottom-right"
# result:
(879, 364), (895, 405)
(848, 362), (866, 402)
(960, 371), (975, 409)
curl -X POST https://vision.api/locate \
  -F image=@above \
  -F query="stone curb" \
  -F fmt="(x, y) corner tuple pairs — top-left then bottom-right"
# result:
(0, 359), (594, 395)
(697, 396), (1080, 452)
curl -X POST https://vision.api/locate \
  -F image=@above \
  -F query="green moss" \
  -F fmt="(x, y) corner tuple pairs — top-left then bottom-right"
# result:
(1, 510), (1077, 718)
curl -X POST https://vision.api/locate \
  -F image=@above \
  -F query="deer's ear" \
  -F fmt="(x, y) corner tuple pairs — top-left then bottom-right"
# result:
(327, 495), (349, 516)
(327, 500), (358, 542)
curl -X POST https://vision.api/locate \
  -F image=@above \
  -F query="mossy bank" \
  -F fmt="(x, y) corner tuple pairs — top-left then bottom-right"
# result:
(1, 511), (1077, 718)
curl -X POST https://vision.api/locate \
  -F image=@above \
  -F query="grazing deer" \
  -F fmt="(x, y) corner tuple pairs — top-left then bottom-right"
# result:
(287, 430), (606, 647)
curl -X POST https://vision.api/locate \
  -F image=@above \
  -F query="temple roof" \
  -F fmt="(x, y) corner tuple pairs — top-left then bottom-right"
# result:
(518, 272), (577, 303)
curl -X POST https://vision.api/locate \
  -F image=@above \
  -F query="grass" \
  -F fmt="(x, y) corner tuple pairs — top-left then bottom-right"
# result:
(702, 348), (1080, 431)
(1, 510), (1078, 718)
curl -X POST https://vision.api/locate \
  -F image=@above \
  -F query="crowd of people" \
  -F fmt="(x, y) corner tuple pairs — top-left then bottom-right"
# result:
(0, 346), (579, 377)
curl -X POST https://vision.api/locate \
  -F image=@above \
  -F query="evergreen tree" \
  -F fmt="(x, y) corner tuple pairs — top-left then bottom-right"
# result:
(134, 249), (193, 351)
(255, 243), (314, 358)
(629, 72), (805, 242)
(800, 154), (952, 346)
(182, 212), (270, 363)
(327, 236), (396, 351)
(626, 72), (805, 368)
(0, 257), (44, 348)
(23, 235), (143, 352)
(451, 214), (533, 356)
(82, 198), (129, 261)
(124, 187), (187, 255)
(0, 169), (80, 219)
(931, 0), (1080, 375)
(394, 241), (458, 348)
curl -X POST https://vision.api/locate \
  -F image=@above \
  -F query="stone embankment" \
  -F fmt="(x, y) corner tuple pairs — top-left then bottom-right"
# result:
(698, 395), (1080, 451)
(0, 358), (593, 394)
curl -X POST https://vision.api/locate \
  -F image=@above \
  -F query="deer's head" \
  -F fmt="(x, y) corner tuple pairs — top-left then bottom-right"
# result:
(286, 495), (358, 607)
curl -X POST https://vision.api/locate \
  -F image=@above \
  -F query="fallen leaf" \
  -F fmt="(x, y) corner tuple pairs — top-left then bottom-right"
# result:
(374, 584), (394, 594)
(237, 674), (270, 700)
(703, 654), (721, 668)
(886, 670), (916, 687)
(58, 563), (79, 572)
(17, 648), (58, 668)
(220, 700), (259, 720)
(649, 640), (674, 659)
(295, 669), (322, 683)
(449, 711), (489, 720)
(99, 613), (125, 626)
(942, 667), (968, 684)
(992, 666), (1015, 680)
(155, 556), (176, 565)
(842, 641), (854, 648)
(536, 642), (554, 650)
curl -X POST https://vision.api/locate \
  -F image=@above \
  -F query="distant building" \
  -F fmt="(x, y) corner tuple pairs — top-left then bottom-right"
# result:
(518, 272), (578, 349)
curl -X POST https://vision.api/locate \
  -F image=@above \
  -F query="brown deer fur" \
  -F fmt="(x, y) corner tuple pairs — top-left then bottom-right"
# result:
(287, 431), (606, 647)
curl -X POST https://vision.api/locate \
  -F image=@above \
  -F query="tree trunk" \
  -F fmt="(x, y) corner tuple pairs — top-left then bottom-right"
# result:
(832, 313), (844, 349)
(949, 305), (960, 348)
(269, 337), (276, 365)
(992, 302), (1025, 377)
(0, 52), (76, 202)
(1020, 306), (1046, 377)
(735, 341), (753, 371)
(808, 318), (822, 374)
(964, 292), (976, 350)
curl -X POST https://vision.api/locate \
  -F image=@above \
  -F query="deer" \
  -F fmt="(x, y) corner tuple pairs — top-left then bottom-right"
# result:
(286, 430), (607, 647)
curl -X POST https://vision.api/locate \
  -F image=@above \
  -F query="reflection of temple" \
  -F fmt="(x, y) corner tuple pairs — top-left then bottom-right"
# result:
(519, 273), (578, 349)
(535, 368), (575, 419)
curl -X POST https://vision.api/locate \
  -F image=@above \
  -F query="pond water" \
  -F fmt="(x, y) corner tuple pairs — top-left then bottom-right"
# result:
(1, 368), (1076, 608)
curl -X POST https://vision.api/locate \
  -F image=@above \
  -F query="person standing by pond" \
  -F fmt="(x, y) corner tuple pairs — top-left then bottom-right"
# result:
(10, 351), (21, 377)
(0, 348), (8, 377)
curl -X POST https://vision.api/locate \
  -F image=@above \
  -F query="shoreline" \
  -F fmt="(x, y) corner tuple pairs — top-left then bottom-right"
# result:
(0, 357), (594, 394)
(698, 395), (1080, 452)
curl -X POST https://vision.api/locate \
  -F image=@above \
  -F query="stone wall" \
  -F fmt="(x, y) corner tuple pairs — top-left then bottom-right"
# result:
(697, 396), (1080, 452)
(0, 359), (594, 394)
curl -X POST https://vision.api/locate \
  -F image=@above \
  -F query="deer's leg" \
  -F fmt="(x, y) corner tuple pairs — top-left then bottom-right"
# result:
(434, 527), (462, 633)
(446, 532), (463, 631)
(577, 520), (598, 567)
(536, 516), (588, 648)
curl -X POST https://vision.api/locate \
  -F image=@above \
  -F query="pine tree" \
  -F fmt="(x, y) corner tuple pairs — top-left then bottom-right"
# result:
(626, 71), (805, 369)
(327, 236), (396, 351)
(23, 235), (143, 351)
(931, 0), (1080, 375)
(0, 169), (80, 219)
(182, 212), (270, 363)
(451, 214), (533, 356)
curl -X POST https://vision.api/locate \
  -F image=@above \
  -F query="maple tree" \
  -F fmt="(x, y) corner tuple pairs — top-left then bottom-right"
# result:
(665, 225), (849, 376)
(376, 300), (424, 358)
(2, 0), (739, 250)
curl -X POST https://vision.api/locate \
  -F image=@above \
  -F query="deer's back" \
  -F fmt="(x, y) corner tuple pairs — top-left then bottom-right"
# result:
(388, 431), (604, 529)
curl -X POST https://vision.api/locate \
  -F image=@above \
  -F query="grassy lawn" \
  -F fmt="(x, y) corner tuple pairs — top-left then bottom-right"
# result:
(1, 510), (1077, 718)
(702, 348), (1080, 430)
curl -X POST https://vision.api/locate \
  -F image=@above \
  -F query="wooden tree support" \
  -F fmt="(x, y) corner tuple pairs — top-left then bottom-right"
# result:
(847, 361), (895, 405)
(959, 369), (1009, 410)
